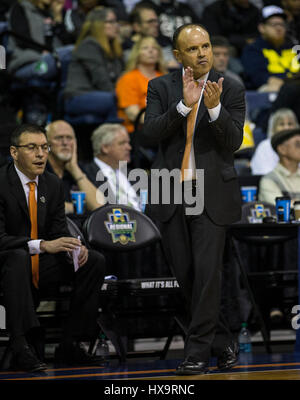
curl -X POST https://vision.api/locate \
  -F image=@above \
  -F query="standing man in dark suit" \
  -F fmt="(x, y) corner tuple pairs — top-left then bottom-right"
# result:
(142, 23), (245, 375)
(0, 124), (106, 372)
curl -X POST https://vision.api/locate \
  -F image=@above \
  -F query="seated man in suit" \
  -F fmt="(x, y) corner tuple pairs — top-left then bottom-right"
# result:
(83, 123), (141, 211)
(46, 120), (105, 214)
(0, 123), (106, 372)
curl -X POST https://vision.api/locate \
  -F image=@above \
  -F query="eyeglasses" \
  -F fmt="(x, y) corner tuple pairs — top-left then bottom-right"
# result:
(15, 143), (51, 153)
(265, 22), (286, 28)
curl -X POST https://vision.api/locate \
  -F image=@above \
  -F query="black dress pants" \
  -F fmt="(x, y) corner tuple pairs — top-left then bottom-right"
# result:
(160, 204), (233, 362)
(0, 248), (105, 341)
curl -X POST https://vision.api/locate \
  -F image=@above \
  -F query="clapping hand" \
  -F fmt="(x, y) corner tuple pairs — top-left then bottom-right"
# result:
(183, 67), (224, 109)
(202, 78), (224, 109)
(183, 67), (202, 107)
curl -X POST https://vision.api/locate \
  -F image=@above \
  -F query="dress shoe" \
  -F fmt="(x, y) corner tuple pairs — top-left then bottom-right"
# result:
(175, 359), (209, 376)
(217, 341), (239, 370)
(270, 308), (283, 324)
(11, 344), (47, 373)
(55, 342), (106, 366)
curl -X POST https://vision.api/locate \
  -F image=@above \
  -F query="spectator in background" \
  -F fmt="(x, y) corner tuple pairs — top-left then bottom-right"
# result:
(63, 0), (100, 43)
(7, 0), (74, 81)
(201, 0), (260, 57)
(147, 0), (198, 41)
(0, 0), (17, 20)
(250, 0), (264, 8)
(251, 108), (299, 175)
(271, 72), (300, 123)
(185, 0), (216, 20)
(123, 2), (179, 69)
(64, 6), (123, 123)
(281, 0), (300, 43)
(116, 36), (167, 134)
(211, 35), (244, 86)
(83, 123), (141, 210)
(63, 0), (129, 43)
(259, 127), (300, 204)
(241, 5), (300, 91)
(46, 120), (105, 213)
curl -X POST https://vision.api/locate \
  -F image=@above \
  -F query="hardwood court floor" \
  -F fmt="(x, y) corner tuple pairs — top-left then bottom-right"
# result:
(1, 352), (300, 381)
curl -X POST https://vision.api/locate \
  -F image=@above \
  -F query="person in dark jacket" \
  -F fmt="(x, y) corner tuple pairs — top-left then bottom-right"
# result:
(0, 123), (106, 372)
(241, 5), (300, 91)
(63, 6), (123, 122)
(7, 0), (73, 80)
(201, 0), (260, 56)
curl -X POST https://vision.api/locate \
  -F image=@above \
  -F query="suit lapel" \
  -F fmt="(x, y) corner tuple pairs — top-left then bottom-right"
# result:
(171, 70), (183, 101)
(8, 164), (30, 220)
(37, 173), (47, 234)
(171, 70), (186, 138)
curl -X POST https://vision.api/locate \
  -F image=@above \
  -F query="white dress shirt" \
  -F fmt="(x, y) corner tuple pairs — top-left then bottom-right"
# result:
(14, 165), (42, 254)
(250, 138), (279, 175)
(94, 158), (141, 211)
(176, 71), (221, 180)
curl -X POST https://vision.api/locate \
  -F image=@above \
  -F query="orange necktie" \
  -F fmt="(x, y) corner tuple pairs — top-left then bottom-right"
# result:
(27, 182), (39, 289)
(180, 101), (198, 182)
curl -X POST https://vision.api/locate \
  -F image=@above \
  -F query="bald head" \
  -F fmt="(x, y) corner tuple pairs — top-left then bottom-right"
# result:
(47, 120), (75, 140)
(46, 120), (76, 162)
(173, 24), (213, 79)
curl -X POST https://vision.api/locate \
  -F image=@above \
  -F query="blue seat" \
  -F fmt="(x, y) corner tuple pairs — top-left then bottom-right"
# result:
(64, 114), (123, 126)
(245, 91), (277, 122)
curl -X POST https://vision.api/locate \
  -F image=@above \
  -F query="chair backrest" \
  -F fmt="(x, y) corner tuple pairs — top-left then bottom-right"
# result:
(83, 204), (161, 252)
(66, 216), (87, 246)
(232, 201), (297, 244)
(240, 200), (276, 223)
(245, 91), (276, 122)
(238, 175), (263, 189)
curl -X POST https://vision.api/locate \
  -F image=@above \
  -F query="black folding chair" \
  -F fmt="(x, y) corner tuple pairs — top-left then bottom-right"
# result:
(83, 204), (183, 361)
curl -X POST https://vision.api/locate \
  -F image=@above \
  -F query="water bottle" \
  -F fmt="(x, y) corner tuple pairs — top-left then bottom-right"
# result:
(238, 322), (252, 353)
(139, 189), (148, 213)
(95, 333), (109, 359)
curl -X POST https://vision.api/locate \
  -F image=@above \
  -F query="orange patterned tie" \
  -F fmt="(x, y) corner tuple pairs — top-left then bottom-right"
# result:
(180, 101), (198, 182)
(27, 182), (39, 288)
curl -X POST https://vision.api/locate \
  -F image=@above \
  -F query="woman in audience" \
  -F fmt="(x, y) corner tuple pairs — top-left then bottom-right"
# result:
(115, 35), (167, 133)
(64, 6), (123, 122)
(250, 108), (299, 175)
(8, 0), (73, 81)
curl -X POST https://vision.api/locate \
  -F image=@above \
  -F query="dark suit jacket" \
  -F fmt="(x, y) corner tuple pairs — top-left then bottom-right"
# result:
(0, 162), (69, 252)
(142, 68), (245, 225)
(82, 161), (104, 188)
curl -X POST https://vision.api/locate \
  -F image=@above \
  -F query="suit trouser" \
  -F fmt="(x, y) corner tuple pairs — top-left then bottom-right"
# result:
(160, 204), (232, 362)
(0, 248), (105, 340)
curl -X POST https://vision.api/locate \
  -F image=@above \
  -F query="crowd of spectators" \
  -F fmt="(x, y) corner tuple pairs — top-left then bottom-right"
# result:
(0, 0), (299, 368)
(0, 0), (300, 206)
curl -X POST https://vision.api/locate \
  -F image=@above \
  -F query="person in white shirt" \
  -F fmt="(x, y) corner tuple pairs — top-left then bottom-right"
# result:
(0, 123), (106, 372)
(259, 127), (300, 204)
(250, 108), (299, 175)
(46, 120), (105, 213)
(83, 123), (141, 210)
